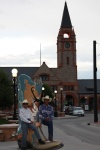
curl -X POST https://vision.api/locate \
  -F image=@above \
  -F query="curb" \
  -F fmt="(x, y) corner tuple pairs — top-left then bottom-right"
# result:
(90, 122), (100, 127)
(54, 115), (78, 120)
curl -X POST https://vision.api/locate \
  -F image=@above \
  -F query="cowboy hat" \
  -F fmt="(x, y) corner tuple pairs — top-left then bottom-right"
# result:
(42, 95), (52, 102)
(22, 99), (28, 104)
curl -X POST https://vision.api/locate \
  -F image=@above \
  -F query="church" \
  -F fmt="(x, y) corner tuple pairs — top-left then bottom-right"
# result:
(2, 2), (100, 111)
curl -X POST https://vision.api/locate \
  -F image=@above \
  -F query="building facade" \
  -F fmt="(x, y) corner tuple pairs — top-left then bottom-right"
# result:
(31, 2), (78, 109)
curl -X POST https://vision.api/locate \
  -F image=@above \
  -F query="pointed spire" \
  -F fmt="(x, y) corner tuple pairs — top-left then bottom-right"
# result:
(61, 1), (72, 28)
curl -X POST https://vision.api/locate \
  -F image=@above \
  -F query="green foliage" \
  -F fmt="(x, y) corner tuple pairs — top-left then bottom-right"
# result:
(0, 68), (13, 110)
(0, 118), (10, 124)
(42, 83), (53, 98)
(40, 83), (55, 107)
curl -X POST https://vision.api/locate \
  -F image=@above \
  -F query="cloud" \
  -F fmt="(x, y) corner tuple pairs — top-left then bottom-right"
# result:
(0, 52), (57, 68)
(0, 0), (100, 79)
(77, 61), (93, 71)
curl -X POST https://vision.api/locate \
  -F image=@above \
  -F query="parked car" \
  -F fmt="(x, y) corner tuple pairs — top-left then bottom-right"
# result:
(63, 105), (69, 114)
(72, 107), (85, 116)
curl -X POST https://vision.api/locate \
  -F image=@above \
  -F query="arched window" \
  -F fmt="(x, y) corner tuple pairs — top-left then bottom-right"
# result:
(63, 33), (70, 38)
(66, 57), (69, 64)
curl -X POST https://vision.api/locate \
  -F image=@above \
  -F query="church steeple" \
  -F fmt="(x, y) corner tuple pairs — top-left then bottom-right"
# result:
(61, 1), (72, 28)
(57, 1), (77, 83)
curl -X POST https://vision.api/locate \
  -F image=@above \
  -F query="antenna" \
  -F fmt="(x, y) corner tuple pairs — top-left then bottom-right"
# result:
(40, 43), (41, 66)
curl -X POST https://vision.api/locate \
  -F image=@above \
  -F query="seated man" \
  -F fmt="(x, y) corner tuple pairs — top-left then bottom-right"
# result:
(39, 95), (54, 141)
(19, 99), (45, 150)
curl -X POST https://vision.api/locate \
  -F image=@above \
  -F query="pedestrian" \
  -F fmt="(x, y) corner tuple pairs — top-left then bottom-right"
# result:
(39, 95), (54, 141)
(19, 99), (45, 150)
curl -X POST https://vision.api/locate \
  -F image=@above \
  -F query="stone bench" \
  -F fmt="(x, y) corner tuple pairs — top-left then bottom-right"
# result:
(0, 130), (3, 141)
(0, 124), (18, 141)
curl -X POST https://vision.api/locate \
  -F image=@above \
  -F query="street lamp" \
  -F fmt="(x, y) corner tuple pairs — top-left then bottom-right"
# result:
(60, 88), (63, 112)
(11, 68), (18, 120)
(54, 90), (58, 117)
(42, 87), (45, 97)
(40, 87), (45, 105)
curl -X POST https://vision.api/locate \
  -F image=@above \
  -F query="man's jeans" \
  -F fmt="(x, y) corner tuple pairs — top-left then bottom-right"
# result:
(21, 121), (41, 147)
(42, 120), (53, 141)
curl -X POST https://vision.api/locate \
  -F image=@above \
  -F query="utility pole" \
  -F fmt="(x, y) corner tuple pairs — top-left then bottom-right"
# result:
(93, 40), (98, 122)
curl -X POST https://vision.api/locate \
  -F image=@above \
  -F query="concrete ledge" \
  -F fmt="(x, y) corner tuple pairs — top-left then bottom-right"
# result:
(0, 124), (18, 141)
(0, 114), (6, 118)
(0, 130), (3, 141)
(58, 112), (65, 117)
(0, 124), (18, 128)
(8, 120), (18, 123)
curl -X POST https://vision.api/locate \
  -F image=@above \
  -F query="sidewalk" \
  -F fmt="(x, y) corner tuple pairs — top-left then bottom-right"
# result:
(0, 115), (100, 150)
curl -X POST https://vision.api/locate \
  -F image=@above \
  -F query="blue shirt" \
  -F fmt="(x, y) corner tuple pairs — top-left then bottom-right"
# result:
(39, 104), (54, 121)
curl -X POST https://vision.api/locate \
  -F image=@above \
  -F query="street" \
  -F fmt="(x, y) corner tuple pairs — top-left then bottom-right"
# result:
(51, 114), (100, 150)
(52, 113), (100, 149)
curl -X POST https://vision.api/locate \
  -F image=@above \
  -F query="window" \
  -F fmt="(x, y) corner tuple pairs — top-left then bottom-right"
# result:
(63, 33), (70, 38)
(63, 85), (74, 91)
(86, 87), (94, 91)
(63, 85), (67, 91)
(67, 86), (70, 91)
(66, 85), (74, 91)
(40, 75), (49, 81)
(66, 57), (69, 64)
(70, 86), (74, 91)
(51, 85), (57, 92)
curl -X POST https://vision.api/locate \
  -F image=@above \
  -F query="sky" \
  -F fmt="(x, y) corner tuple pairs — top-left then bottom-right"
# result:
(0, 0), (100, 79)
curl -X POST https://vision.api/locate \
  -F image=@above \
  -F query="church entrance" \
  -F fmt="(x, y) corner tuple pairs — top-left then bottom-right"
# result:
(64, 95), (74, 106)
(63, 95), (74, 114)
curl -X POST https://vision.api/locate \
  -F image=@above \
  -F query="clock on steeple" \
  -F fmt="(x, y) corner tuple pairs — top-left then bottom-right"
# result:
(65, 42), (70, 48)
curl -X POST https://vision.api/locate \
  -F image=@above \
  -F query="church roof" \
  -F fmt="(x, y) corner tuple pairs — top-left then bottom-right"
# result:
(1, 66), (100, 94)
(61, 1), (72, 28)
(78, 79), (100, 94)
(1, 67), (39, 79)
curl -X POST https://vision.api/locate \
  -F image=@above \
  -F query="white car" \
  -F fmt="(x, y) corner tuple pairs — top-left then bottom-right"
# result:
(72, 107), (85, 116)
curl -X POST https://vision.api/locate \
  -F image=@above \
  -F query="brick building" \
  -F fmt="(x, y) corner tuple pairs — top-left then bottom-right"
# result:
(32, 2), (78, 108)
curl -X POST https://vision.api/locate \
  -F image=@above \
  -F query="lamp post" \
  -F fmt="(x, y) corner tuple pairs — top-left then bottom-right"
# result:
(42, 87), (45, 97)
(60, 88), (63, 112)
(40, 87), (45, 105)
(11, 68), (18, 120)
(54, 90), (58, 117)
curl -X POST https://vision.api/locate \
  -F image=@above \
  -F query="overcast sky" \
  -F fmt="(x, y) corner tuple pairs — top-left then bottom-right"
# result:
(0, 0), (100, 79)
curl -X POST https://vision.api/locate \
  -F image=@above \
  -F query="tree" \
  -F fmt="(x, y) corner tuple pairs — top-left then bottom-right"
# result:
(0, 68), (13, 110)
(42, 83), (53, 98)
(40, 83), (55, 106)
